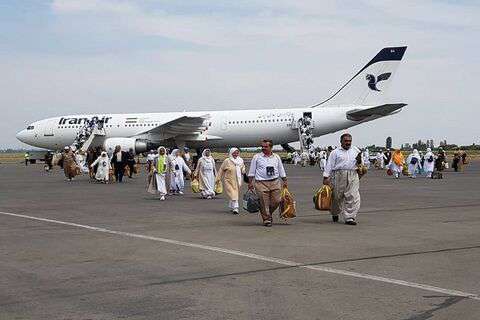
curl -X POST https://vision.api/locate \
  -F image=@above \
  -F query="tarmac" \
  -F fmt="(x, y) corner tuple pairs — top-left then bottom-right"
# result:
(0, 160), (479, 320)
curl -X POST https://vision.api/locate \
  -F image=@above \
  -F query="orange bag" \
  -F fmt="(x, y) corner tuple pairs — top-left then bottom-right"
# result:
(279, 187), (296, 219)
(313, 185), (332, 211)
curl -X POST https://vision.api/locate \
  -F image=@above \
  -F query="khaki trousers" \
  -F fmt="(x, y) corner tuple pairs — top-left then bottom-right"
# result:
(254, 179), (282, 222)
(331, 170), (361, 220)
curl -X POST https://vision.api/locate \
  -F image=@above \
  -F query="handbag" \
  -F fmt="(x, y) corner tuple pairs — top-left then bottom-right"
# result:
(191, 178), (200, 193)
(214, 180), (223, 194)
(280, 187), (296, 219)
(243, 190), (260, 213)
(313, 185), (332, 211)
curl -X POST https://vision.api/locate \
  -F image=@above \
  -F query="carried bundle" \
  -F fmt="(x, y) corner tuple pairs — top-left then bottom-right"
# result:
(356, 164), (368, 179)
(124, 165), (130, 177)
(279, 187), (296, 219)
(191, 177), (200, 193)
(402, 163), (409, 176)
(134, 162), (140, 174)
(243, 190), (260, 213)
(146, 172), (158, 194)
(313, 185), (332, 211)
(386, 168), (393, 176)
(214, 180), (223, 195)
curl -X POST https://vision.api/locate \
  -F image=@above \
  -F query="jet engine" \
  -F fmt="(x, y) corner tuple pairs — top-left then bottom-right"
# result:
(103, 138), (148, 155)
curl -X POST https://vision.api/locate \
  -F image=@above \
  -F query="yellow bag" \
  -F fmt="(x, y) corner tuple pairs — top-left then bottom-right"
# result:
(356, 164), (368, 179)
(191, 178), (200, 193)
(214, 180), (223, 194)
(124, 165), (130, 177)
(280, 187), (296, 219)
(314, 185), (332, 211)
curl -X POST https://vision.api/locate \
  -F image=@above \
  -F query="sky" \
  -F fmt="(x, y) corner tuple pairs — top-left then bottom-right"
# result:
(1, 0), (479, 149)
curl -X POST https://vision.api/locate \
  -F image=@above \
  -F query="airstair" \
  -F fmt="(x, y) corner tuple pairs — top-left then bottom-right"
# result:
(72, 119), (106, 152)
(296, 112), (315, 154)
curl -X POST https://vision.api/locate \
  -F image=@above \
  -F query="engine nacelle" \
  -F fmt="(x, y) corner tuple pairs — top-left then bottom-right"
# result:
(103, 138), (147, 155)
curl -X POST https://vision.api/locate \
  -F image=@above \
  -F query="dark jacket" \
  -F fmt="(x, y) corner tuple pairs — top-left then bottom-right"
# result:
(111, 151), (128, 167)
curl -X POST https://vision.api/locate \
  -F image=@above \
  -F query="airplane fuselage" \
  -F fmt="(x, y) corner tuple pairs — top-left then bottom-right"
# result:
(16, 106), (365, 150)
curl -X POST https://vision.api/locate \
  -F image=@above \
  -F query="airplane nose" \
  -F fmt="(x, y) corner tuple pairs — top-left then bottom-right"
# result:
(16, 130), (28, 143)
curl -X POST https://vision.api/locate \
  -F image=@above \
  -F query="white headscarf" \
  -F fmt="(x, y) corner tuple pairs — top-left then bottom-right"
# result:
(413, 149), (420, 157)
(201, 149), (214, 163)
(228, 147), (244, 185)
(426, 148), (432, 153)
(170, 149), (179, 158)
(101, 151), (107, 157)
(157, 146), (166, 155)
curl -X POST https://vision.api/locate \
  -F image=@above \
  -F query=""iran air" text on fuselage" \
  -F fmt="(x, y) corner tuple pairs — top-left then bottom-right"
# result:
(58, 116), (113, 125)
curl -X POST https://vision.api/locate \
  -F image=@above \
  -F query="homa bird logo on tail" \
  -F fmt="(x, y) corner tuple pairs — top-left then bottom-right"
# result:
(366, 72), (392, 91)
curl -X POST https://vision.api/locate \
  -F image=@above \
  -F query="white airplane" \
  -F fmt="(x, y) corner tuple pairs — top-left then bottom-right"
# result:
(16, 46), (407, 154)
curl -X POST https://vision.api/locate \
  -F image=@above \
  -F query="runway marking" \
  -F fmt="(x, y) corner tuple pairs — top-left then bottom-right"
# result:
(1, 210), (479, 301)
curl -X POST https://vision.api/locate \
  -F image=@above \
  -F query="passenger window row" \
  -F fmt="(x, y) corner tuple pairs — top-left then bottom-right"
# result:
(228, 118), (292, 125)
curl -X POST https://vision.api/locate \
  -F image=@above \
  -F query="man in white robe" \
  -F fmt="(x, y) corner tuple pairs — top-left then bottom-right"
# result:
(323, 133), (362, 225)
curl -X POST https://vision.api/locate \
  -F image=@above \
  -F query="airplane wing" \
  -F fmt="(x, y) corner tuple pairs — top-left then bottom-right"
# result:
(346, 103), (406, 121)
(136, 114), (221, 141)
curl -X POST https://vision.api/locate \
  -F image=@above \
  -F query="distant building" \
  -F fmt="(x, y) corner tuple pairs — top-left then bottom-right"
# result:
(386, 137), (392, 149)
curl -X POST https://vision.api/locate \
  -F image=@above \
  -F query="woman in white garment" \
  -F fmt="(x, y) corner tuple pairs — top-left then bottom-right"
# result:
(216, 148), (246, 213)
(375, 151), (387, 169)
(169, 149), (191, 195)
(406, 149), (422, 178)
(318, 150), (327, 171)
(152, 146), (171, 200)
(194, 149), (217, 199)
(362, 148), (371, 169)
(90, 151), (110, 183)
(423, 148), (435, 178)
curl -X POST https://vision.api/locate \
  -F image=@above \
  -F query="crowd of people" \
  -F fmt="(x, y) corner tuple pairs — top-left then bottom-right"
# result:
(288, 143), (469, 180)
(40, 132), (471, 228)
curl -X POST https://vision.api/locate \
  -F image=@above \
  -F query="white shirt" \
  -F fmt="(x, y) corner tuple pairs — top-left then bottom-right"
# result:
(323, 146), (361, 178)
(116, 151), (122, 162)
(248, 153), (286, 181)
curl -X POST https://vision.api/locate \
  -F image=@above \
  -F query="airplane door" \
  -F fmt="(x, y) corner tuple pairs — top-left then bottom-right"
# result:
(222, 119), (227, 130)
(303, 112), (314, 128)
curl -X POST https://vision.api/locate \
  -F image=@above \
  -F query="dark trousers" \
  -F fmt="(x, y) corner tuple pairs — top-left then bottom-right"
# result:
(114, 166), (124, 182)
(127, 162), (135, 178)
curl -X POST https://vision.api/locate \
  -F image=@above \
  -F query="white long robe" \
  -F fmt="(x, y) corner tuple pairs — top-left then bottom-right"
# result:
(170, 156), (191, 192)
(154, 156), (169, 196)
(423, 152), (435, 176)
(406, 153), (422, 177)
(196, 157), (216, 197)
(318, 151), (327, 170)
(91, 156), (110, 181)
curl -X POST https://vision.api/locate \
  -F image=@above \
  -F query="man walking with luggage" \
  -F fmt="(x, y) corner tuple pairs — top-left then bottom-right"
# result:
(248, 139), (288, 227)
(323, 133), (362, 225)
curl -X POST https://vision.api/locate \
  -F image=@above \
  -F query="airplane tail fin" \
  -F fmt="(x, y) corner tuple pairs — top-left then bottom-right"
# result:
(311, 46), (407, 107)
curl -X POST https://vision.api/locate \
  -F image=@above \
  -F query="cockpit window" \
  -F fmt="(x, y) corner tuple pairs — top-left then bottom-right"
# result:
(27, 126), (34, 130)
